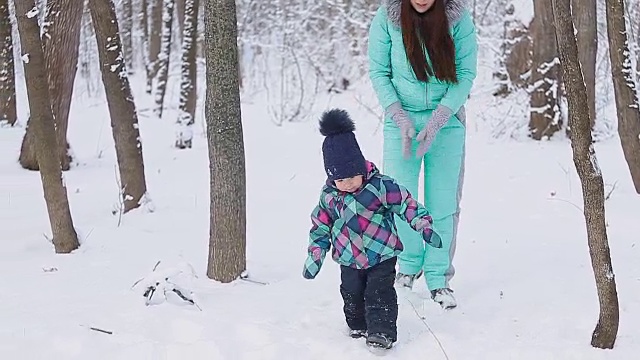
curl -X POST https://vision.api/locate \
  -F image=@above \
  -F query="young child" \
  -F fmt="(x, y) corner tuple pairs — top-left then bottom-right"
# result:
(302, 108), (442, 350)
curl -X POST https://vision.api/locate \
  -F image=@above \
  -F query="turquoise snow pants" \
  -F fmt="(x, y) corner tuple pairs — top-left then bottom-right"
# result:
(383, 109), (466, 291)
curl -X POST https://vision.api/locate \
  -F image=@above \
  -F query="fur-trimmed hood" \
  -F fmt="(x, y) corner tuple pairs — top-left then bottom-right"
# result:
(383, 0), (469, 28)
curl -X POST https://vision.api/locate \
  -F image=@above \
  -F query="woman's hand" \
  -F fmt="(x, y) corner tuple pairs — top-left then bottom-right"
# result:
(387, 102), (416, 159)
(416, 105), (453, 157)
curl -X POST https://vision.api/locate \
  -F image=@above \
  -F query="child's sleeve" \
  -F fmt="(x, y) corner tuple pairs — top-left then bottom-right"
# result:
(380, 178), (442, 248)
(303, 193), (333, 279)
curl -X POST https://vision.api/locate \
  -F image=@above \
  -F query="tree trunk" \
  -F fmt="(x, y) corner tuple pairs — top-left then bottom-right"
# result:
(175, 0), (199, 149)
(0, 0), (16, 126)
(89, 0), (148, 213)
(205, 0), (246, 283)
(42, 0), (83, 170)
(19, 0), (83, 171)
(197, 0), (204, 59)
(606, 0), (640, 194)
(141, 0), (150, 86)
(14, 0), (80, 253)
(636, 6), (640, 88)
(175, 0), (185, 39)
(569, 0), (597, 133)
(79, 6), (98, 97)
(552, 0), (620, 349)
(529, 0), (562, 140)
(146, 0), (163, 93)
(153, 0), (175, 118)
(492, 3), (516, 97)
(493, 3), (533, 97)
(121, 0), (134, 74)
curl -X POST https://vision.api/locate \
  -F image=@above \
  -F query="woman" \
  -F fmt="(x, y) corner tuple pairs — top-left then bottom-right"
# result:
(368, 0), (477, 309)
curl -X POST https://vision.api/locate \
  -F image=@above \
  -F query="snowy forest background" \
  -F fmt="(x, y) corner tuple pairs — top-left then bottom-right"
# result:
(2, 0), (640, 358)
(2, 0), (640, 139)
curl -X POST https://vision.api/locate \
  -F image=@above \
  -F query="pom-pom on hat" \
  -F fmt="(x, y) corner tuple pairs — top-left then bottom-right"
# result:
(319, 109), (367, 181)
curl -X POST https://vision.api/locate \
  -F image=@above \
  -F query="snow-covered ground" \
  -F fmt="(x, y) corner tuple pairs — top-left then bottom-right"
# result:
(1, 74), (639, 359)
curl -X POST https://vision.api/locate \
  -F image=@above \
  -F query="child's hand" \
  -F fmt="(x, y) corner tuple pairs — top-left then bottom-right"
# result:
(302, 257), (320, 279)
(414, 218), (442, 248)
(303, 268), (316, 279)
(303, 248), (326, 279)
(422, 227), (442, 248)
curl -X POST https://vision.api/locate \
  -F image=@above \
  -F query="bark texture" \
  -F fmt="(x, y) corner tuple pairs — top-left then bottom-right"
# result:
(529, 0), (562, 139)
(553, 0), (620, 349)
(570, 0), (597, 132)
(89, 0), (148, 213)
(605, 0), (640, 194)
(153, 0), (175, 118)
(493, 3), (532, 97)
(146, 0), (163, 93)
(19, 0), (83, 171)
(175, 0), (199, 149)
(176, 0), (185, 38)
(141, 0), (149, 78)
(122, 0), (134, 74)
(0, 0), (16, 126)
(205, 0), (247, 283)
(14, 0), (80, 253)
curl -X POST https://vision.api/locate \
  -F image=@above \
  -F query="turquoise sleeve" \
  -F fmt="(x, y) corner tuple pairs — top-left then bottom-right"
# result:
(368, 7), (400, 110)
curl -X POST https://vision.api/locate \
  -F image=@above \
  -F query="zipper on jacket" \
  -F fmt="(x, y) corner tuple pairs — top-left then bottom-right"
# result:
(337, 192), (346, 216)
(425, 81), (429, 108)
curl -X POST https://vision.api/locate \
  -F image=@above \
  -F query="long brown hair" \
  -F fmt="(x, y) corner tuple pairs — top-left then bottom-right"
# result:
(401, 0), (457, 83)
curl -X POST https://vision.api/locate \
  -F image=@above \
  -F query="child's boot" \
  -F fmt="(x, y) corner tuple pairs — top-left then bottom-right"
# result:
(366, 333), (394, 349)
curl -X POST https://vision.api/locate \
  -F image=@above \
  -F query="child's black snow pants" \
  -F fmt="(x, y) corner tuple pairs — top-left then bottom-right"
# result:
(339, 256), (398, 341)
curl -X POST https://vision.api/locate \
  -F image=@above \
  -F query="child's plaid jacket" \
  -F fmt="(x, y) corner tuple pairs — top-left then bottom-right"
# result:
(303, 161), (442, 279)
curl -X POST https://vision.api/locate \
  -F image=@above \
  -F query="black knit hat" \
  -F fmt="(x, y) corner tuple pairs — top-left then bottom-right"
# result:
(319, 109), (367, 181)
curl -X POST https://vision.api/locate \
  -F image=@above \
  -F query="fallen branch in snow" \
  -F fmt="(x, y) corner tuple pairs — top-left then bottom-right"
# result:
(239, 277), (268, 285)
(131, 260), (202, 310)
(239, 270), (268, 285)
(80, 324), (114, 335)
(89, 327), (113, 335)
(166, 280), (202, 311)
(141, 278), (202, 310)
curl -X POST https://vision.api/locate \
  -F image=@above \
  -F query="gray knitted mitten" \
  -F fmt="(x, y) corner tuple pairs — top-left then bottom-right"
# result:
(416, 105), (453, 158)
(386, 102), (416, 159)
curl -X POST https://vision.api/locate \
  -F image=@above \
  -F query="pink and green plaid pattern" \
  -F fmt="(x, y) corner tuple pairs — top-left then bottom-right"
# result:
(303, 162), (442, 279)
